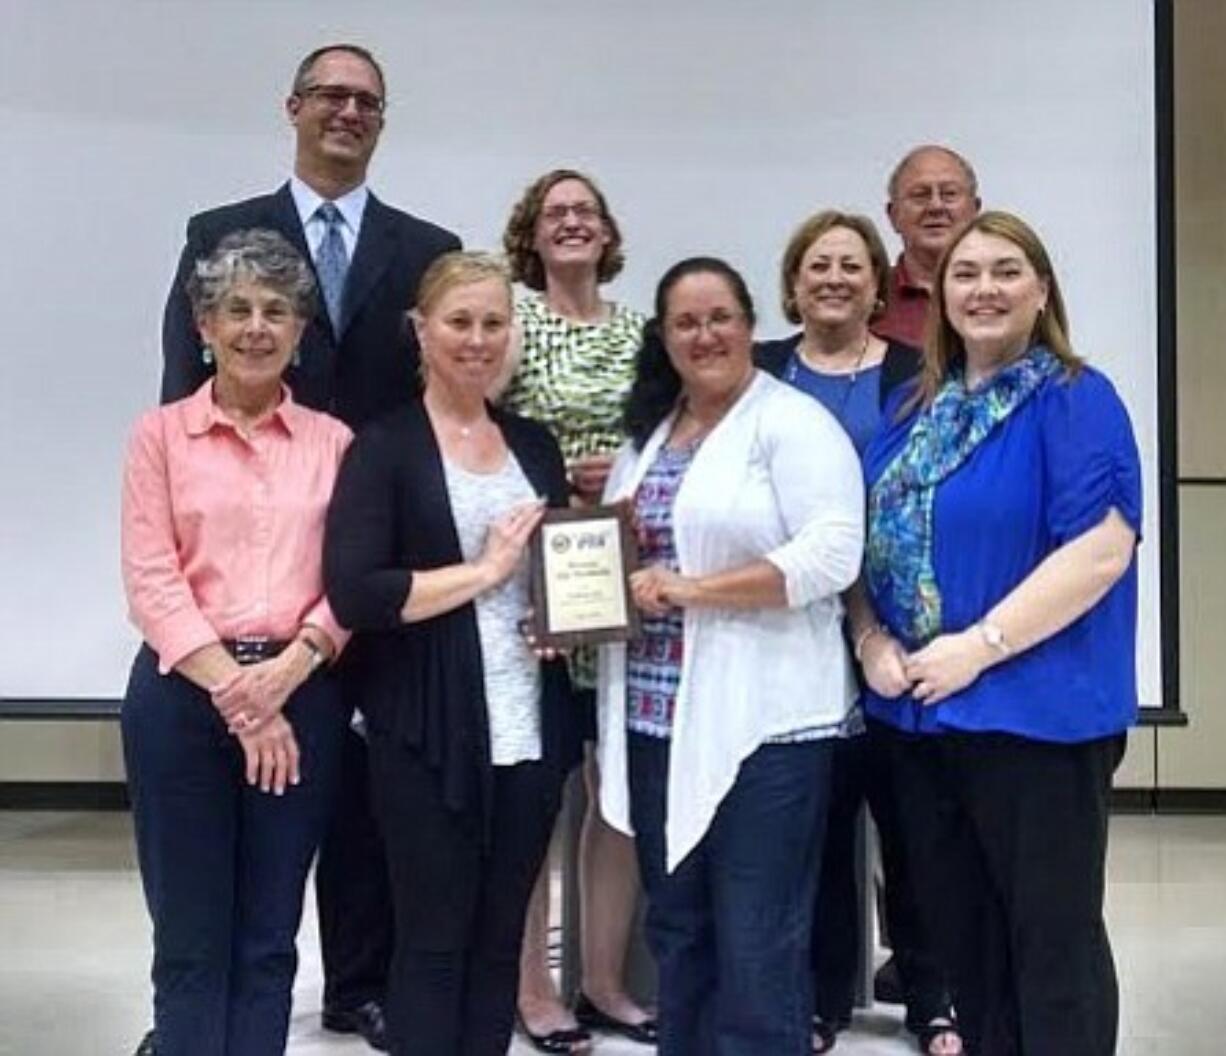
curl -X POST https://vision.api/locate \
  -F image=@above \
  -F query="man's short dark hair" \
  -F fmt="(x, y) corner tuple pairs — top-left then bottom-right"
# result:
(291, 44), (386, 99)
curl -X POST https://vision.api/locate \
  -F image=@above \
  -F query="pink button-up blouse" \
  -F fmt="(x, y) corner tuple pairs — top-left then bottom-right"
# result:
(121, 382), (352, 673)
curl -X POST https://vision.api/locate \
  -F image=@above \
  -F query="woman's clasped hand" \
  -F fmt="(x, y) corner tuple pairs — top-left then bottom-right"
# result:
(860, 625), (995, 705)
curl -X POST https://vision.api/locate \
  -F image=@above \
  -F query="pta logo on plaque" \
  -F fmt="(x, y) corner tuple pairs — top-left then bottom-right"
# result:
(576, 532), (608, 550)
(550, 534), (572, 554)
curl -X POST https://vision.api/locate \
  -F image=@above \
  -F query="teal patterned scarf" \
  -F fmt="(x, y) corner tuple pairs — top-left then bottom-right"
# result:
(866, 345), (1062, 646)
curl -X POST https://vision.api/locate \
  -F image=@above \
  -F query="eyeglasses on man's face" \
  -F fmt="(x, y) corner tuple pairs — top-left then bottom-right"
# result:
(897, 183), (971, 210)
(298, 84), (385, 118)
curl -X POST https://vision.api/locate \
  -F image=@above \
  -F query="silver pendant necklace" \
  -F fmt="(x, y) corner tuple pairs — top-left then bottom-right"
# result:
(786, 332), (871, 419)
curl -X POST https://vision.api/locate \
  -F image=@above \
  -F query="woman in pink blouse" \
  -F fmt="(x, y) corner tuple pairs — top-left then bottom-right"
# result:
(120, 229), (352, 1056)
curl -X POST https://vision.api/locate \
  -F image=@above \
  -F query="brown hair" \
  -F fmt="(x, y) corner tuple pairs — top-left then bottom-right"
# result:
(502, 168), (625, 291)
(291, 44), (386, 99)
(779, 210), (890, 325)
(913, 210), (1082, 408)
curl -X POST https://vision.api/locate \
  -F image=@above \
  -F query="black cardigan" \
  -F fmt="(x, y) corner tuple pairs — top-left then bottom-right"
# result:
(323, 399), (582, 825)
(754, 334), (921, 410)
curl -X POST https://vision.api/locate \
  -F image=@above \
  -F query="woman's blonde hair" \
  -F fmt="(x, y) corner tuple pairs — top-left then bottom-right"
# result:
(914, 210), (1082, 408)
(415, 250), (512, 317)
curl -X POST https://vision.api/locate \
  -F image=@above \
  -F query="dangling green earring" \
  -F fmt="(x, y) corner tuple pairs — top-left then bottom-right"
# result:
(201, 344), (215, 365)
(292, 346), (301, 367)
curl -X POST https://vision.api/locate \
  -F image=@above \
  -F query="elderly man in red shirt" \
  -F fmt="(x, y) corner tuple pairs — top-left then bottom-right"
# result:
(874, 145), (982, 348)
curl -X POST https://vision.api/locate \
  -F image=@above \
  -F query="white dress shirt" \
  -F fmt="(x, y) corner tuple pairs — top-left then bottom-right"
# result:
(597, 371), (864, 872)
(289, 175), (368, 262)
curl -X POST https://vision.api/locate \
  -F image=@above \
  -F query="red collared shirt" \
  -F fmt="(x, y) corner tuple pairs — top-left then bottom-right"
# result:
(872, 256), (931, 349)
(121, 382), (352, 673)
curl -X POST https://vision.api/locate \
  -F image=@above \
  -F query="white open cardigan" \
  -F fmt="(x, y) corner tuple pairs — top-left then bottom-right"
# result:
(596, 371), (864, 871)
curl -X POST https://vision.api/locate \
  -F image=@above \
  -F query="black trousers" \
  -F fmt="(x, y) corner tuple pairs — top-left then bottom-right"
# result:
(314, 715), (393, 1012)
(811, 729), (949, 1027)
(878, 722), (1124, 1056)
(369, 734), (563, 1056)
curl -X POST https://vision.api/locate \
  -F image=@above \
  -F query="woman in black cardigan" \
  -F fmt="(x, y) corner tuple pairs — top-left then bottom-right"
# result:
(324, 251), (583, 1055)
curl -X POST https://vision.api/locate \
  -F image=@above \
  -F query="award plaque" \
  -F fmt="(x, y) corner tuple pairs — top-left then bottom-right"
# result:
(530, 505), (640, 648)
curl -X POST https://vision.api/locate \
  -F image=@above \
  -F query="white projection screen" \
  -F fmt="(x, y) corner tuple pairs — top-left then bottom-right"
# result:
(0, 0), (1168, 711)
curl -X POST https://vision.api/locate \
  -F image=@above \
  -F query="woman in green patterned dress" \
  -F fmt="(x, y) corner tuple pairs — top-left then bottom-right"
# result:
(500, 169), (655, 1052)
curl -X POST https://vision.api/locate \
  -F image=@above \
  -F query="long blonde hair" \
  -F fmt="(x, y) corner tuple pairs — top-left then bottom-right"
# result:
(913, 210), (1082, 409)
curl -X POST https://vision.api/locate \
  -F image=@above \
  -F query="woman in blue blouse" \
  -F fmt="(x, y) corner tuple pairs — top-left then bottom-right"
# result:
(758, 210), (957, 1055)
(849, 212), (1141, 1056)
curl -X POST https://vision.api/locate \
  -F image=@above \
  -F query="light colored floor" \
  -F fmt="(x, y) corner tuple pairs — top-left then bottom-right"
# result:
(0, 813), (1223, 1055)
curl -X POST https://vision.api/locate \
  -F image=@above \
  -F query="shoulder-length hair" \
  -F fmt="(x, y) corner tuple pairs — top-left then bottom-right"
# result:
(502, 168), (625, 291)
(779, 210), (890, 325)
(914, 210), (1082, 408)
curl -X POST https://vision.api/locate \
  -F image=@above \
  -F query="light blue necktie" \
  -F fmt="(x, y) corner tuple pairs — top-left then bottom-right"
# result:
(315, 202), (349, 332)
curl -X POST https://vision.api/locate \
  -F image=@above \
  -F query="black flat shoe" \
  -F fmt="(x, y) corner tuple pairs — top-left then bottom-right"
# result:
(574, 992), (659, 1045)
(133, 1030), (156, 1056)
(322, 1000), (389, 1052)
(517, 1016), (593, 1054)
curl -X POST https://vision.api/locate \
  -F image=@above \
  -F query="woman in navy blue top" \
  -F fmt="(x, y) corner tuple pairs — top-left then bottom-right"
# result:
(757, 211), (958, 1056)
(850, 212), (1141, 1056)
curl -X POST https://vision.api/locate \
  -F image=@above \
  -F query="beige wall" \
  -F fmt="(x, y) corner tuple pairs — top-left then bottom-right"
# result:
(1174, 0), (1226, 480)
(0, 721), (125, 783)
(1157, 0), (1226, 790)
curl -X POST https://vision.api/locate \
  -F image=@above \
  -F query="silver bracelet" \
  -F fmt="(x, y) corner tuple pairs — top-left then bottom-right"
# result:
(853, 624), (883, 662)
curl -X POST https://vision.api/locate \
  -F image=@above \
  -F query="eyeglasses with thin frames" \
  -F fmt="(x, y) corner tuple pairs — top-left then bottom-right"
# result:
(666, 309), (745, 340)
(897, 184), (970, 209)
(540, 202), (603, 225)
(298, 84), (385, 118)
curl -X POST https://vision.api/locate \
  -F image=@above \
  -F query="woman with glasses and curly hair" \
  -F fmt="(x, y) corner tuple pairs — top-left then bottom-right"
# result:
(499, 169), (654, 1052)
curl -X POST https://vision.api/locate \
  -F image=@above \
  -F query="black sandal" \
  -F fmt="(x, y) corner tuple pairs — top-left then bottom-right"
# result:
(517, 1016), (592, 1054)
(812, 1016), (839, 1053)
(914, 1017), (963, 1056)
(809, 1015), (848, 1054)
(574, 993), (659, 1045)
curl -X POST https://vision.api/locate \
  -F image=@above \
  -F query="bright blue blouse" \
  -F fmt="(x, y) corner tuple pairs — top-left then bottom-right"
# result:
(782, 354), (883, 457)
(862, 367), (1142, 743)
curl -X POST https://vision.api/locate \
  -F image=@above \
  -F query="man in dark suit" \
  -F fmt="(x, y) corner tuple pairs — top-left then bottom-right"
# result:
(152, 43), (459, 1056)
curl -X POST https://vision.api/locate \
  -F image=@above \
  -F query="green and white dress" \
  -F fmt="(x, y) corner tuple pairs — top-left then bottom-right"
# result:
(501, 291), (646, 692)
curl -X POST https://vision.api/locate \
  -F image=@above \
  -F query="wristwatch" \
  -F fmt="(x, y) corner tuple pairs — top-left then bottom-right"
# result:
(977, 620), (1010, 658)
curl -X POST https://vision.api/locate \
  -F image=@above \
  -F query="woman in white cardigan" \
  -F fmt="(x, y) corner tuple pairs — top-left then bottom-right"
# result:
(596, 257), (864, 1056)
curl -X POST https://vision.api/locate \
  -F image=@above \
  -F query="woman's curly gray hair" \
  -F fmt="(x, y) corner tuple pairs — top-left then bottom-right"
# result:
(187, 228), (317, 320)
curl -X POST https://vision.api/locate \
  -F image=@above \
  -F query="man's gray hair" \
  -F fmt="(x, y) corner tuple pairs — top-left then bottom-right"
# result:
(187, 229), (317, 320)
(887, 145), (979, 200)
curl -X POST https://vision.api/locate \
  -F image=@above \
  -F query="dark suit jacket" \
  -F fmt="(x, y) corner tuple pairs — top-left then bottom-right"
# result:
(161, 182), (460, 429)
(323, 399), (583, 824)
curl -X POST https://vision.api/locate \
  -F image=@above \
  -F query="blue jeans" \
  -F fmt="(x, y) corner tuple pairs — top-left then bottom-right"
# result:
(629, 734), (832, 1056)
(122, 645), (346, 1056)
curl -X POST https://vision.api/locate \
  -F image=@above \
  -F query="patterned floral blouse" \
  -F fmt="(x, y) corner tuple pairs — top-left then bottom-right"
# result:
(502, 292), (647, 690)
(625, 442), (695, 738)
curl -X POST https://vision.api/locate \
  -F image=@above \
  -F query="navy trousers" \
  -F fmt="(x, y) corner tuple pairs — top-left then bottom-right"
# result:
(122, 646), (346, 1056)
(629, 735), (832, 1056)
